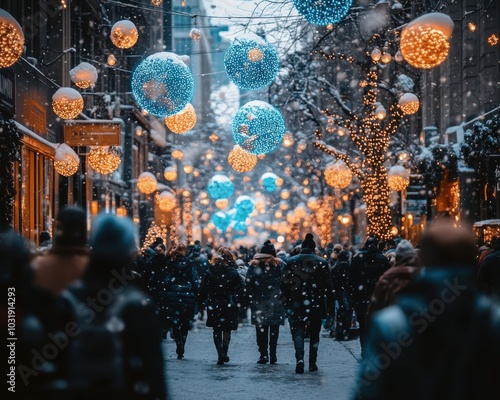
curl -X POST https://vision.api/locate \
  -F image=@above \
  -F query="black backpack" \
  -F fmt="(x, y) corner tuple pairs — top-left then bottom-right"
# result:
(62, 288), (128, 392)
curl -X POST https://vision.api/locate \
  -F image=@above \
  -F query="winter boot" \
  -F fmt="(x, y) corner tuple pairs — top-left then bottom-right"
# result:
(270, 346), (277, 364)
(295, 360), (305, 374)
(257, 355), (269, 364)
(176, 342), (184, 359)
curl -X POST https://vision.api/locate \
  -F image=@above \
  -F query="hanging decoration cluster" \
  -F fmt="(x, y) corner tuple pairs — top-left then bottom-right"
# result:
(54, 144), (80, 177)
(398, 93), (420, 115)
(0, 9), (24, 68)
(324, 160), (353, 189)
(400, 13), (454, 69)
(387, 165), (410, 191)
(52, 88), (84, 120)
(228, 145), (258, 173)
(207, 174), (234, 199)
(292, 0), (352, 26)
(70, 62), (98, 89)
(110, 20), (138, 49)
(137, 172), (158, 194)
(260, 172), (279, 193)
(88, 147), (121, 174)
(224, 34), (279, 91)
(232, 101), (285, 155)
(165, 103), (197, 134)
(132, 52), (195, 117)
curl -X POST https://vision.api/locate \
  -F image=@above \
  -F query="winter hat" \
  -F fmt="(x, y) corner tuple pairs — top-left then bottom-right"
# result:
(395, 240), (418, 266)
(302, 233), (316, 250)
(365, 236), (378, 252)
(260, 240), (276, 256)
(39, 231), (51, 244)
(53, 206), (87, 247)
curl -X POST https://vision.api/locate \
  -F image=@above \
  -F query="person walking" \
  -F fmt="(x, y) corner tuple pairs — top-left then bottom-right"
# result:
(163, 243), (197, 359)
(281, 233), (334, 374)
(199, 247), (243, 365)
(330, 249), (352, 340)
(476, 237), (500, 296)
(246, 240), (286, 364)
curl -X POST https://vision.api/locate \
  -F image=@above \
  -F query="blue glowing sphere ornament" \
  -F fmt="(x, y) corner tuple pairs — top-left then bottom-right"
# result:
(224, 34), (279, 91)
(234, 195), (255, 219)
(260, 172), (278, 193)
(292, 0), (352, 26)
(208, 174), (234, 200)
(231, 220), (248, 233)
(232, 101), (285, 154)
(131, 52), (195, 117)
(212, 212), (231, 231)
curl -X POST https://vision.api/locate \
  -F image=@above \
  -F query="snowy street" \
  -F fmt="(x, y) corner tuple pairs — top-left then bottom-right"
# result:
(164, 318), (362, 400)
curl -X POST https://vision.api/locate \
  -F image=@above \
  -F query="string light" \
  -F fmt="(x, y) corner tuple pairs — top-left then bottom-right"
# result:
(375, 105), (387, 120)
(224, 34), (279, 91)
(158, 191), (177, 212)
(280, 189), (290, 200)
(207, 174), (234, 199)
(307, 197), (320, 210)
(70, 62), (98, 89)
(260, 172), (279, 193)
(488, 34), (499, 46)
(228, 145), (258, 173)
(110, 20), (138, 49)
(52, 88), (84, 120)
(387, 165), (410, 191)
(283, 132), (294, 147)
(54, 144), (80, 176)
(137, 172), (158, 194)
(468, 22), (476, 32)
(107, 54), (117, 66)
(279, 201), (289, 211)
(324, 160), (352, 189)
(132, 52), (195, 117)
(398, 93), (420, 115)
(165, 103), (197, 134)
(232, 100), (285, 155)
(292, 0), (352, 26)
(183, 191), (193, 242)
(0, 9), (24, 68)
(163, 166), (177, 181)
(88, 147), (121, 174)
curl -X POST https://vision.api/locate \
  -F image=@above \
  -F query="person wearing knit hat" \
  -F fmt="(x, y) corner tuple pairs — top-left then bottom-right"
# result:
(246, 240), (285, 364)
(281, 233), (334, 373)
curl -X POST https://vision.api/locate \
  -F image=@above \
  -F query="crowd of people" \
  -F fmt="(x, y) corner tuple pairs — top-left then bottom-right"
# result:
(1, 205), (500, 399)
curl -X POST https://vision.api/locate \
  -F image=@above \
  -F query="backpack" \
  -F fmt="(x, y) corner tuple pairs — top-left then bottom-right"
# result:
(61, 288), (128, 392)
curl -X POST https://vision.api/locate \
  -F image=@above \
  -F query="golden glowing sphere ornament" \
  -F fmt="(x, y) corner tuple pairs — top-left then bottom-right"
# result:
(171, 149), (184, 160)
(400, 12), (453, 69)
(52, 88), (84, 120)
(137, 172), (158, 194)
(398, 93), (420, 115)
(165, 103), (197, 134)
(70, 62), (98, 89)
(228, 145), (258, 173)
(388, 165), (410, 191)
(163, 166), (177, 181)
(280, 189), (290, 200)
(88, 147), (122, 174)
(54, 144), (80, 177)
(324, 160), (353, 189)
(158, 191), (177, 212)
(0, 9), (24, 68)
(110, 20), (138, 49)
(215, 199), (229, 209)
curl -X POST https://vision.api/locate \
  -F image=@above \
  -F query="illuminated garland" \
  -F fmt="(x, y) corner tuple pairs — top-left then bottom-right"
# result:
(183, 192), (193, 243)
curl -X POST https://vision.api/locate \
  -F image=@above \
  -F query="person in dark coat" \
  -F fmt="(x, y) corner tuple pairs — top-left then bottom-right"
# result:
(246, 240), (286, 364)
(281, 233), (334, 374)
(355, 221), (500, 400)
(347, 236), (391, 354)
(143, 243), (168, 312)
(163, 243), (197, 359)
(64, 213), (166, 400)
(189, 240), (209, 319)
(199, 247), (243, 365)
(476, 237), (500, 296)
(330, 249), (353, 340)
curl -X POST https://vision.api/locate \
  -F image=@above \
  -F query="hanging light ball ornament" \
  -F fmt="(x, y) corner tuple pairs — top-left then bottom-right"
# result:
(381, 52), (392, 63)
(52, 88), (84, 120)
(275, 177), (284, 187)
(260, 172), (279, 193)
(215, 198), (229, 210)
(189, 28), (202, 42)
(150, 0), (163, 6)
(0, 9), (25, 68)
(371, 47), (382, 62)
(132, 52), (195, 117)
(228, 145), (258, 173)
(137, 172), (158, 194)
(292, 0), (352, 26)
(324, 160), (353, 189)
(163, 166), (177, 181)
(234, 195), (255, 219)
(294, 204), (308, 219)
(110, 20), (138, 49)
(212, 211), (231, 231)
(375, 105), (387, 120)
(232, 100), (285, 155)
(224, 34), (279, 91)
(307, 197), (320, 210)
(165, 103), (197, 134)
(54, 144), (80, 177)
(400, 12), (454, 69)
(388, 165), (410, 191)
(394, 50), (404, 63)
(283, 132), (294, 147)
(70, 62), (98, 89)
(280, 189), (290, 200)
(398, 93), (420, 115)
(88, 146), (122, 174)
(107, 54), (117, 66)
(207, 174), (234, 200)
(171, 149), (184, 160)
(158, 191), (177, 212)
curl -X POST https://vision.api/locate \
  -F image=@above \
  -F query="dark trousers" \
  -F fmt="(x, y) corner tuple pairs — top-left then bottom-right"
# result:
(170, 319), (190, 355)
(213, 329), (231, 358)
(290, 319), (322, 362)
(334, 292), (352, 336)
(352, 302), (370, 351)
(255, 325), (280, 357)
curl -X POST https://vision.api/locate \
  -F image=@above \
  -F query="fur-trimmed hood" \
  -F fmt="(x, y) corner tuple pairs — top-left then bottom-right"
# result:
(249, 253), (283, 268)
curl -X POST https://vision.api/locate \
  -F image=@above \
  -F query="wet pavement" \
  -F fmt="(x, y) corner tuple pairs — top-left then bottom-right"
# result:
(164, 317), (361, 400)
